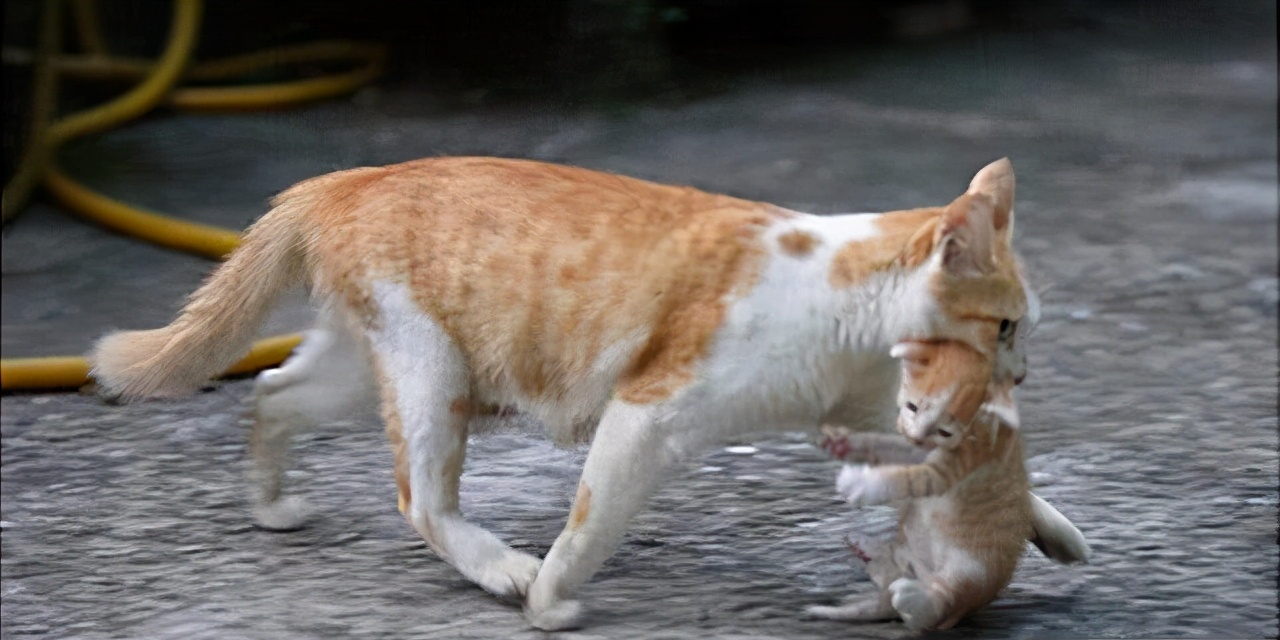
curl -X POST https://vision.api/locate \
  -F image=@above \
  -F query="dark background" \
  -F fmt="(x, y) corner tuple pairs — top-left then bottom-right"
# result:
(2, 0), (1216, 187)
(1, 1), (1276, 638)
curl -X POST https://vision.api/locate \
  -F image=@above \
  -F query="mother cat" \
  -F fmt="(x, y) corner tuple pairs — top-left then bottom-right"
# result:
(92, 156), (1086, 629)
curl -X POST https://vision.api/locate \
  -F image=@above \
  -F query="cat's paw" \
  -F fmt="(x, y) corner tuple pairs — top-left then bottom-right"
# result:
(889, 578), (943, 631)
(525, 598), (586, 631)
(252, 495), (311, 531)
(476, 551), (542, 600)
(836, 464), (884, 507)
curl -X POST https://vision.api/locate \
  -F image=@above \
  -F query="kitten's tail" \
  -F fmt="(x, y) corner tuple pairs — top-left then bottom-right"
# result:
(1028, 493), (1092, 565)
(90, 186), (319, 400)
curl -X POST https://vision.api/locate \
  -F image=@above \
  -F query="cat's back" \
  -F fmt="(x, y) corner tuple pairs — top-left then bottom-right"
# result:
(282, 157), (799, 426)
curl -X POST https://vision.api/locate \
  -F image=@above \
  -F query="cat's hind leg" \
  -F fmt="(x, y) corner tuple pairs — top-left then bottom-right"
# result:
(368, 288), (541, 601)
(250, 314), (374, 530)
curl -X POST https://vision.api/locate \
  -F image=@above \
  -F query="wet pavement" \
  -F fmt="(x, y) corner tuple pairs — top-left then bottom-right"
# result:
(2, 2), (1277, 638)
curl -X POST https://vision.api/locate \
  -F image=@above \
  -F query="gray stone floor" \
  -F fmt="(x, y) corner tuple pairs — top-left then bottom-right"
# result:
(3, 2), (1277, 638)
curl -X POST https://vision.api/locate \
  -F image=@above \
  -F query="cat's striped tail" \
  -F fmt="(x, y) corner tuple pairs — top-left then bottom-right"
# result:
(90, 183), (321, 400)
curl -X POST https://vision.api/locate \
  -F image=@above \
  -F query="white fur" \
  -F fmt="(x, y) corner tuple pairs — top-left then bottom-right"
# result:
(367, 281), (543, 599)
(836, 464), (888, 507)
(250, 311), (374, 530)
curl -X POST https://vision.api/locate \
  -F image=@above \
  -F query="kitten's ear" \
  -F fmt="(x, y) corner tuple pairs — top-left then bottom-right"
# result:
(935, 192), (996, 277)
(967, 157), (1016, 238)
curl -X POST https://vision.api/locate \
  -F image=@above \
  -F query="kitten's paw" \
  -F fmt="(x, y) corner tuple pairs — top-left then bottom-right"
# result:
(476, 551), (542, 600)
(252, 495), (311, 531)
(819, 425), (854, 460)
(889, 578), (942, 631)
(525, 598), (586, 631)
(805, 597), (897, 622)
(836, 464), (882, 507)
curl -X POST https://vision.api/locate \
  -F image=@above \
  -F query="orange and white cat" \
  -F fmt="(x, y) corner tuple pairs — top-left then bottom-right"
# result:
(810, 340), (1089, 630)
(91, 156), (1084, 629)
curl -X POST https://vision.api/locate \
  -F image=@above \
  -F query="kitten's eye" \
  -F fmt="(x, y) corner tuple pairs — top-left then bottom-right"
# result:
(998, 319), (1017, 341)
(905, 402), (919, 413)
(937, 428), (953, 438)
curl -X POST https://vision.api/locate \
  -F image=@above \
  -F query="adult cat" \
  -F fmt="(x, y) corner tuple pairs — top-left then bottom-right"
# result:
(92, 156), (1082, 629)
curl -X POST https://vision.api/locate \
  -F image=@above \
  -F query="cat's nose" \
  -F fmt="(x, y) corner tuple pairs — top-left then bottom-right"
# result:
(1014, 372), (1026, 385)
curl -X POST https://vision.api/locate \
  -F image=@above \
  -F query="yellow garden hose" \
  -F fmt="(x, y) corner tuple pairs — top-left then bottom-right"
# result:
(0, 0), (384, 391)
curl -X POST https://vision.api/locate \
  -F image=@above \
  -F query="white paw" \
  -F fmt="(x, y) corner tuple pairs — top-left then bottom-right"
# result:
(475, 551), (542, 600)
(252, 495), (311, 531)
(889, 578), (941, 631)
(525, 598), (586, 631)
(804, 598), (895, 622)
(805, 604), (850, 620)
(836, 464), (881, 507)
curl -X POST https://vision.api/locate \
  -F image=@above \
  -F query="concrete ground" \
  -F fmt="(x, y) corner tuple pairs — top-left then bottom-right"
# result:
(2, 2), (1277, 638)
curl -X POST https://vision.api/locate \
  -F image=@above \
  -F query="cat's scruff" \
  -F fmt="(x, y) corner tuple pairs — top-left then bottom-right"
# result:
(811, 340), (1089, 630)
(91, 156), (1084, 629)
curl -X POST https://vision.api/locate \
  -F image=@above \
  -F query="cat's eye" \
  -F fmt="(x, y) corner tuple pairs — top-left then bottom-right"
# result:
(937, 428), (953, 438)
(998, 319), (1017, 341)
(905, 402), (919, 413)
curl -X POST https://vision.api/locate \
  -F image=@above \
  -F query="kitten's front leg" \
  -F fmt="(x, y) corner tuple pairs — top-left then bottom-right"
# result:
(836, 445), (994, 507)
(820, 427), (928, 465)
(835, 464), (894, 507)
(836, 459), (957, 507)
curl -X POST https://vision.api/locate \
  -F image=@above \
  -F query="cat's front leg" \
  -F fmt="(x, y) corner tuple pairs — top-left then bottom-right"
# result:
(525, 401), (672, 631)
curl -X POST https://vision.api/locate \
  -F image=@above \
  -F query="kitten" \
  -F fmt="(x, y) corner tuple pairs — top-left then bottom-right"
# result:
(810, 340), (1088, 630)
(90, 156), (1084, 629)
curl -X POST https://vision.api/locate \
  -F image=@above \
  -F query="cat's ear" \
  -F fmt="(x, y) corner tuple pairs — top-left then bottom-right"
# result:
(966, 157), (1016, 239)
(934, 192), (997, 277)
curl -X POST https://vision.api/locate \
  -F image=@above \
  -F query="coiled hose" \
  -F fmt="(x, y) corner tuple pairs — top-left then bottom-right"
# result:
(1, 0), (385, 391)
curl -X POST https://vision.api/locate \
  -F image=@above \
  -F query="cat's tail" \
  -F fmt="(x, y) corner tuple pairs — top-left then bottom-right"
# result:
(90, 187), (318, 400)
(1028, 493), (1092, 565)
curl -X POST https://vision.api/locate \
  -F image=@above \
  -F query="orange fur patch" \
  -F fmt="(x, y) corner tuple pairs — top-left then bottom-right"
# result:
(828, 207), (943, 288)
(898, 340), (992, 430)
(776, 229), (819, 257)
(568, 480), (592, 530)
(297, 158), (787, 407)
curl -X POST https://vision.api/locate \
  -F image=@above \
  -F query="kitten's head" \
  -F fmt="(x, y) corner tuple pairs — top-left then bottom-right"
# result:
(896, 158), (1033, 429)
(891, 340), (992, 449)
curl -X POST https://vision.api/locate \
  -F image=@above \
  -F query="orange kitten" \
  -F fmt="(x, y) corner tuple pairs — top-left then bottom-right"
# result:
(91, 156), (1081, 629)
(811, 341), (1088, 630)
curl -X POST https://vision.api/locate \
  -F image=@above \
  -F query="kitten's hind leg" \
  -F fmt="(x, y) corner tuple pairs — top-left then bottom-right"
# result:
(806, 591), (898, 622)
(251, 317), (374, 530)
(888, 578), (948, 631)
(369, 298), (540, 601)
(1029, 492), (1091, 565)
